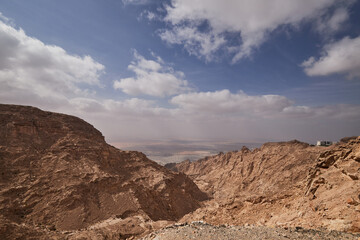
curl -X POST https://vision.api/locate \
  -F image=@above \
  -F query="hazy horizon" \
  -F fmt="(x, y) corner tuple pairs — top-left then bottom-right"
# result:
(111, 139), (264, 164)
(0, 0), (359, 145)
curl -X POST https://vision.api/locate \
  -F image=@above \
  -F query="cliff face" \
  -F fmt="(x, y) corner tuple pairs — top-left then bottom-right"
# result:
(167, 138), (360, 232)
(0, 104), (207, 239)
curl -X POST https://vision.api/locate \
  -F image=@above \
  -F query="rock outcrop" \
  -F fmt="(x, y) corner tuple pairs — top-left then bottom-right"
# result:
(167, 138), (360, 232)
(0, 104), (207, 239)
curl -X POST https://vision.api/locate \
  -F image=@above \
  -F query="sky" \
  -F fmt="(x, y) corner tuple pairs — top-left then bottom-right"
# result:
(0, 0), (360, 144)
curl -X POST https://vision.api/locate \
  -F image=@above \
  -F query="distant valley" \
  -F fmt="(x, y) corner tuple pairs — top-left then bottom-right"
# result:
(112, 140), (262, 164)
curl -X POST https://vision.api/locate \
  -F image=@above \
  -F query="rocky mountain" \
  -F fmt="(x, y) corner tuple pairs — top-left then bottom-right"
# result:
(0, 104), (207, 239)
(166, 137), (360, 233)
(1, 103), (359, 239)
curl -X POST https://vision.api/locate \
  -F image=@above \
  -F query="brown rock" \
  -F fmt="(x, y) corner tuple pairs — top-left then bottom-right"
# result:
(347, 198), (359, 206)
(169, 137), (360, 233)
(0, 104), (207, 239)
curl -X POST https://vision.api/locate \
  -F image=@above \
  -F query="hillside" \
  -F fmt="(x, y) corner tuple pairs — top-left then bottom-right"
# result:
(0, 104), (207, 239)
(1, 103), (359, 239)
(166, 138), (360, 232)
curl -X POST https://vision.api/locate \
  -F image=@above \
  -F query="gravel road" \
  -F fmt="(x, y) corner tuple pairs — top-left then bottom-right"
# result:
(140, 222), (360, 240)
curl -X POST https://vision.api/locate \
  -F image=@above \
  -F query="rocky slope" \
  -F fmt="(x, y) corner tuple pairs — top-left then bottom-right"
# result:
(1, 103), (359, 239)
(141, 221), (360, 240)
(0, 104), (207, 239)
(166, 137), (360, 233)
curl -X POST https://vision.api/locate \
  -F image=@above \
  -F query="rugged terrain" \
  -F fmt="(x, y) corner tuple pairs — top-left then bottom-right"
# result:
(0, 104), (207, 239)
(166, 137), (360, 233)
(1, 104), (359, 239)
(141, 221), (360, 240)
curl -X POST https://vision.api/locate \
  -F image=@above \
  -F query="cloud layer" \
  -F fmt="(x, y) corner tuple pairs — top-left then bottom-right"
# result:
(170, 89), (360, 120)
(0, 18), (359, 143)
(113, 51), (189, 97)
(171, 90), (293, 116)
(159, 0), (353, 62)
(0, 20), (104, 106)
(302, 36), (360, 79)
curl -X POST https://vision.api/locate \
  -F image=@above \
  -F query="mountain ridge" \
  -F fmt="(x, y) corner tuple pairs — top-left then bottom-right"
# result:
(0, 104), (207, 239)
(166, 137), (360, 232)
(1, 104), (359, 239)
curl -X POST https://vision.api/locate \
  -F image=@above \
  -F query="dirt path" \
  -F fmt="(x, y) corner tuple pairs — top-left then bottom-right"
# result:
(140, 222), (360, 240)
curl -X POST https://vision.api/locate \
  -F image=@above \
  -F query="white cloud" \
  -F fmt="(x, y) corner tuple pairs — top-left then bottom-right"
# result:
(302, 36), (360, 78)
(0, 17), (358, 144)
(122, 0), (149, 5)
(159, 0), (352, 62)
(315, 7), (349, 35)
(66, 90), (360, 143)
(283, 104), (360, 119)
(170, 89), (293, 116)
(138, 10), (158, 21)
(170, 89), (360, 121)
(0, 19), (177, 140)
(0, 20), (104, 103)
(0, 12), (15, 26)
(113, 51), (189, 97)
(159, 26), (226, 62)
(69, 97), (165, 116)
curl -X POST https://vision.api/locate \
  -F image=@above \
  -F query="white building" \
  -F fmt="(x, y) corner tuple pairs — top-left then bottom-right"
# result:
(316, 140), (333, 146)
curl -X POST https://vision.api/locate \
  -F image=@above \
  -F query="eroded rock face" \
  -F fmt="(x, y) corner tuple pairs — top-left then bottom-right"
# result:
(168, 138), (360, 233)
(0, 104), (207, 239)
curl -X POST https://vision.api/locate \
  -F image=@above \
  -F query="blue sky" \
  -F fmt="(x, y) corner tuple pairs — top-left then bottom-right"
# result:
(0, 0), (360, 143)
